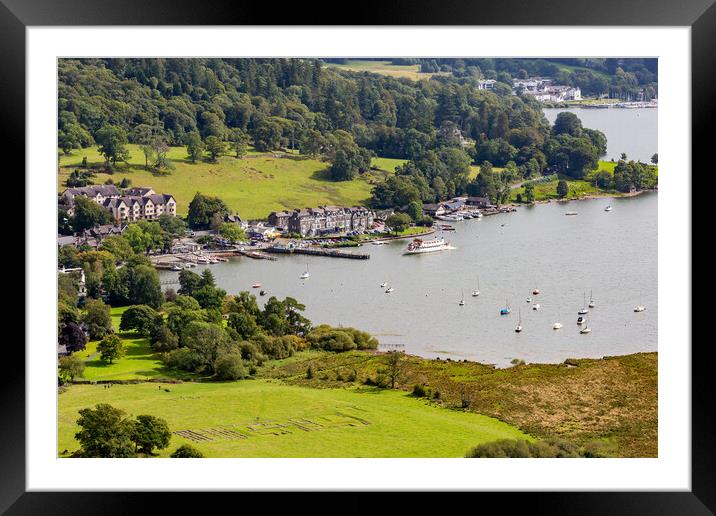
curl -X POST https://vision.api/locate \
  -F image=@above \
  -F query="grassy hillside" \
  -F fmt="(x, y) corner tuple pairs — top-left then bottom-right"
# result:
(510, 161), (656, 202)
(58, 380), (529, 457)
(326, 60), (445, 81)
(260, 350), (658, 457)
(58, 145), (395, 220)
(77, 306), (190, 382)
(62, 329), (655, 457)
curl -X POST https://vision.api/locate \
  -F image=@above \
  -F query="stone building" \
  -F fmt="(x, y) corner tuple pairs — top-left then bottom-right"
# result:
(59, 185), (176, 222)
(269, 206), (374, 237)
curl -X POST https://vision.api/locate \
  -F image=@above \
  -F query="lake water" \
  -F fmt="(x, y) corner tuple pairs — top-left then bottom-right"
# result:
(542, 107), (657, 163)
(161, 193), (658, 367)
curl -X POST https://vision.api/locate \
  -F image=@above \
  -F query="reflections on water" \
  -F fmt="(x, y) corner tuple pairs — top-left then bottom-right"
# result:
(161, 194), (657, 367)
(542, 107), (657, 163)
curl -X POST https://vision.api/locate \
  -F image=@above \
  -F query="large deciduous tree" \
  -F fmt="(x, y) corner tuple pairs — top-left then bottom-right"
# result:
(131, 414), (172, 455)
(59, 322), (88, 353)
(95, 124), (130, 168)
(72, 196), (112, 232)
(58, 354), (86, 382)
(75, 404), (136, 458)
(119, 305), (159, 335)
(98, 334), (125, 364)
(204, 136), (227, 161)
(187, 192), (229, 229)
(83, 298), (113, 340)
(185, 131), (205, 163)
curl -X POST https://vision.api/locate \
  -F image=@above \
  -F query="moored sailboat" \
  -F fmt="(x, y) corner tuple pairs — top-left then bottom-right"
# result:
(500, 299), (511, 315)
(515, 309), (523, 332)
(580, 318), (592, 334)
(578, 292), (589, 315)
(472, 277), (480, 297)
(553, 309), (563, 329)
(633, 291), (646, 312)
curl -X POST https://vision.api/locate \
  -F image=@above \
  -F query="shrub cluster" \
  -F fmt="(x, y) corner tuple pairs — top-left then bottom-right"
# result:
(465, 438), (611, 458)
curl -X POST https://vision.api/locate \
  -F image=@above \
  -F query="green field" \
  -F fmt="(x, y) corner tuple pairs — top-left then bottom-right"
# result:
(371, 156), (408, 172)
(511, 177), (607, 202)
(58, 380), (529, 457)
(326, 60), (445, 81)
(78, 306), (188, 382)
(260, 350), (658, 457)
(510, 161), (653, 202)
(553, 62), (611, 80)
(58, 145), (396, 220)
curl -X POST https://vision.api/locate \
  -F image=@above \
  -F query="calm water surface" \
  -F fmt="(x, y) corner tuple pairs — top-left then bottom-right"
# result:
(161, 194), (658, 367)
(542, 107), (657, 163)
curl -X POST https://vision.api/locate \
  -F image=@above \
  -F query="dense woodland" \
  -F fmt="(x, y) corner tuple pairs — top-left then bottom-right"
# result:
(59, 58), (656, 212)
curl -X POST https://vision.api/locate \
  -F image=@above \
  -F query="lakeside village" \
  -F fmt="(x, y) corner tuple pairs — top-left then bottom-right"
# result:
(475, 77), (657, 108)
(58, 184), (514, 276)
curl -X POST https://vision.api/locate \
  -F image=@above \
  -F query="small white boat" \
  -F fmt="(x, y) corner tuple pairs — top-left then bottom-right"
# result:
(605, 205), (612, 212)
(580, 317), (592, 333)
(436, 214), (463, 222)
(532, 303), (541, 310)
(515, 309), (523, 333)
(634, 292), (646, 312)
(566, 212), (578, 216)
(385, 287), (395, 293)
(380, 282), (388, 288)
(532, 288), (540, 295)
(588, 289), (595, 308)
(577, 316), (586, 325)
(171, 264), (183, 271)
(553, 322), (563, 330)
(372, 241), (387, 245)
(526, 297), (532, 303)
(300, 263), (310, 279)
(472, 277), (480, 297)
(578, 292), (589, 315)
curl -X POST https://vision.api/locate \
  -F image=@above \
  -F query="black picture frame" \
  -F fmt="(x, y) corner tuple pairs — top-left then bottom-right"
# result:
(6, 0), (713, 512)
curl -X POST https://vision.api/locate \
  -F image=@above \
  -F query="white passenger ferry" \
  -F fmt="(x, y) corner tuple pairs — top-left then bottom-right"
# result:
(404, 237), (451, 255)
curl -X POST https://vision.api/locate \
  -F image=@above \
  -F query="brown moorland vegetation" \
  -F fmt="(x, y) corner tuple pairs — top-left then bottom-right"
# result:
(258, 351), (657, 457)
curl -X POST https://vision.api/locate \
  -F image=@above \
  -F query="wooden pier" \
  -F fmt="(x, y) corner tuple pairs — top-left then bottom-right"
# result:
(238, 250), (277, 261)
(265, 246), (370, 260)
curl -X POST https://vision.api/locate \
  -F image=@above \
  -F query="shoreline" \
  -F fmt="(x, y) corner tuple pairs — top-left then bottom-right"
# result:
(517, 188), (656, 206)
(366, 227), (436, 243)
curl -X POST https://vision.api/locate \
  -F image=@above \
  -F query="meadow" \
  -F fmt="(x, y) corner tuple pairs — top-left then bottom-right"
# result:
(58, 380), (530, 457)
(78, 306), (190, 382)
(325, 60), (446, 81)
(510, 161), (655, 203)
(58, 145), (403, 220)
(260, 350), (658, 457)
(65, 324), (656, 457)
